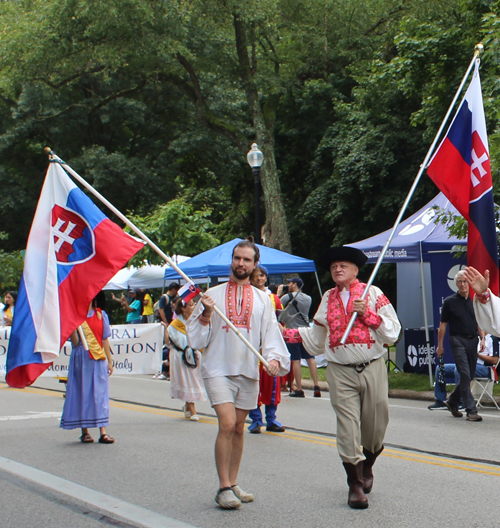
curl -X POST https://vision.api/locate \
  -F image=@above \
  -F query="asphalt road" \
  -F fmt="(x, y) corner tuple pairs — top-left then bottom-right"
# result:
(1, 374), (500, 528)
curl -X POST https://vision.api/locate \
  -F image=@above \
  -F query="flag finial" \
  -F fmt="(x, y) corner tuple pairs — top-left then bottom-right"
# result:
(475, 43), (484, 55)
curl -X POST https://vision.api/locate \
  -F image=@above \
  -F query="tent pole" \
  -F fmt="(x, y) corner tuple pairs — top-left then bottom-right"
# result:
(340, 46), (480, 345)
(314, 271), (323, 297)
(420, 243), (433, 387)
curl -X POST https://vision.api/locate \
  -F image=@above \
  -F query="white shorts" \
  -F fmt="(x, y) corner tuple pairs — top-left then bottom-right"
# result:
(203, 375), (259, 410)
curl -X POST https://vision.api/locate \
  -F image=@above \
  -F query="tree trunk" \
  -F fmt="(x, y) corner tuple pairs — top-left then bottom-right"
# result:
(233, 11), (291, 253)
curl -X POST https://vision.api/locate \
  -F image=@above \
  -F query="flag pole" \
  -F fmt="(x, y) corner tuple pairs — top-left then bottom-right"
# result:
(44, 149), (270, 369)
(77, 326), (89, 351)
(340, 43), (483, 345)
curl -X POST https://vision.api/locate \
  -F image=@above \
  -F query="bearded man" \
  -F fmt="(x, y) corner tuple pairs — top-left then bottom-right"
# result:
(187, 239), (290, 510)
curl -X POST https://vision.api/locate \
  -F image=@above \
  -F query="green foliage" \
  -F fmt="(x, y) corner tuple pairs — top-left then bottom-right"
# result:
(0, 233), (24, 291)
(126, 196), (220, 265)
(1, 0), (499, 297)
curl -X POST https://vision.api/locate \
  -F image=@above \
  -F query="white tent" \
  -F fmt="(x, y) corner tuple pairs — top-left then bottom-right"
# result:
(104, 257), (191, 290)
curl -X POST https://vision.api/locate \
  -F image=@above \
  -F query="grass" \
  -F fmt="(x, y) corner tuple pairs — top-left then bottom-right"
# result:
(301, 366), (500, 395)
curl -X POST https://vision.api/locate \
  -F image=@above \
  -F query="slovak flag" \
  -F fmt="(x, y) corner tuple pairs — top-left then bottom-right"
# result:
(6, 162), (145, 388)
(178, 281), (201, 304)
(427, 59), (499, 295)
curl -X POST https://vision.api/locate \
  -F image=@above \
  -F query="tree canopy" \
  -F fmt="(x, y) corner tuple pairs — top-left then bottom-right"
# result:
(1, 0), (499, 301)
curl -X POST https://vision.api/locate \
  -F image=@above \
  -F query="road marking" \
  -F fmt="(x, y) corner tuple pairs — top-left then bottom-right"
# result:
(0, 456), (197, 528)
(0, 412), (60, 421)
(108, 401), (500, 477)
(4, 382), (500, 478)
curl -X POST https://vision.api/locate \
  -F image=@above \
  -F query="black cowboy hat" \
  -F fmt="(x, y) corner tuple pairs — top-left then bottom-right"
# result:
(318, 246), (368, 272)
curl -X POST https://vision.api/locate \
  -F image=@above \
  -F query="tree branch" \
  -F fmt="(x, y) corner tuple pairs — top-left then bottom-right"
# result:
(176, 52), (248, 153)
(33, 65), (106, 90)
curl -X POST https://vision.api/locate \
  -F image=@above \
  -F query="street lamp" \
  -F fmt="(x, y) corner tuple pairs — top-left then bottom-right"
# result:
(247, 143), (264, 245)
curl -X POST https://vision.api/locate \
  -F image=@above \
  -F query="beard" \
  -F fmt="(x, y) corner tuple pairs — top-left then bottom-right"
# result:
(232, 266), (252, 280)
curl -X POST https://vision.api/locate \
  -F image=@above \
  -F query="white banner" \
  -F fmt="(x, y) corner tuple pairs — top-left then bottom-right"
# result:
(0, 323), (164, 378)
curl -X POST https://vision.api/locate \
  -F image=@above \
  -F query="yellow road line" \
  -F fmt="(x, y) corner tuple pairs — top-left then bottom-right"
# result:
(113, 401), (500, 476)
(1, 385), (64, 398)
(4, 384), (500, 477)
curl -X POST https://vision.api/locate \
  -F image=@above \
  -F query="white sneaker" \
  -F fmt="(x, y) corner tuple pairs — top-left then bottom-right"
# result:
(190, 414), (200, 421)
(182, 405), (190, 419)
(215, 488), (241, 509)
(231, 485), (254, 503)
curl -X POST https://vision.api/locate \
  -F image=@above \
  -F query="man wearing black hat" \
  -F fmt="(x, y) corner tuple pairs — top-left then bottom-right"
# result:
(278, 277), (320, 397)
(282, 247), (400, 510)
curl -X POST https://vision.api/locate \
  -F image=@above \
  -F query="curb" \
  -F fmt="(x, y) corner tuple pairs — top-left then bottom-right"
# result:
(300, 380), (500, 405)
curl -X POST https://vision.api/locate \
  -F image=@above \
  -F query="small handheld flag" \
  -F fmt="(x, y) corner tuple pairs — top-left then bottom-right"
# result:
(6, 163), (145, 388)
(178, 281), (202, 304)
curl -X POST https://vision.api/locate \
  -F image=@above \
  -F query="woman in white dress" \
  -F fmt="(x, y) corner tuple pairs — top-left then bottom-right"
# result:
(167, 297), (207, 420)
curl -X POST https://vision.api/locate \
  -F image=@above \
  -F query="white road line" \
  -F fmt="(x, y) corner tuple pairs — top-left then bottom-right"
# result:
(0, 412), (61, 421)
(0, 456), (197, 528)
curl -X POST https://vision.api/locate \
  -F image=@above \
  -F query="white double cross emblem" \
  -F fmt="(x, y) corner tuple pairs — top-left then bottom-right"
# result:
(471, 148), (488, 187)
(52, 218), (77, 252)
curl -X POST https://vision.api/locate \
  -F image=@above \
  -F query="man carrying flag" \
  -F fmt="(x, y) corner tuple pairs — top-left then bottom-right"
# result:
(6, 162), (144, 388)
(427, 58), (499, 294)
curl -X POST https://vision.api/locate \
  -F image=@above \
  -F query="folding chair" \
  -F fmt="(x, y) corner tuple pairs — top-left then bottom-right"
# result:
(472, 357), (500, 410)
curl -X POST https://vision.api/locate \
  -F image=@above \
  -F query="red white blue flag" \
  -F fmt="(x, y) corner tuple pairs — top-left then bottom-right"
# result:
(427, 60), (499, 294)
(178, 281), (201, 304)
(6, 162), (145, 388)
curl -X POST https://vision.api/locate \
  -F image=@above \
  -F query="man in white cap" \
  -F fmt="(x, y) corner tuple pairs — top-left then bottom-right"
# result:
(282, 247), (400, 509)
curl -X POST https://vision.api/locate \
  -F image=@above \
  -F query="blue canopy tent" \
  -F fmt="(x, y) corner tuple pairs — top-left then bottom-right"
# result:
(163, 238), (321, 292)
(349, 193), (466, 371)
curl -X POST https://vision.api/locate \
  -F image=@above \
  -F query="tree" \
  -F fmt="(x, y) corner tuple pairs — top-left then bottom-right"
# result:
(126, 196), (220, 265)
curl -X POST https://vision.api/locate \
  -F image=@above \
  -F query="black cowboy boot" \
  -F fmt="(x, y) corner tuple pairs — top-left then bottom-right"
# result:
(342, 462), (369, 509)
(362, 446), (384, 494)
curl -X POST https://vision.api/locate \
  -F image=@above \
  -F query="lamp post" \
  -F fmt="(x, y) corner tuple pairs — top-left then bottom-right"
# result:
(247, 143), (264, 245)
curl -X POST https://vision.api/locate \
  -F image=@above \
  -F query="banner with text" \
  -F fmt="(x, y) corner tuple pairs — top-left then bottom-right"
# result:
(0, 323), (164, 378)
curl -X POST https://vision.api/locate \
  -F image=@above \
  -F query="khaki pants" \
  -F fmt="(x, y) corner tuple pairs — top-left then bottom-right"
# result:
(326, 357), (389, 465)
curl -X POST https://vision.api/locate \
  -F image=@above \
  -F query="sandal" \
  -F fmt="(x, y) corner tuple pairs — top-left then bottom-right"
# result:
(98, 434), (115, 444)
(80, 433), (94, 443)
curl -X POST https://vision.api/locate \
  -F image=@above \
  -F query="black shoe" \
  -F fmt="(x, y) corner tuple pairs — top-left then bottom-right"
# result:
(249, 425), (261, 434)
(466, 412), (483, 422)
(428, 401), (447, 411)
(445, 402), (463, 418)
(266, 423), (285, 432)
(289, 390), (305, 398)
(313, 385), (321, 398)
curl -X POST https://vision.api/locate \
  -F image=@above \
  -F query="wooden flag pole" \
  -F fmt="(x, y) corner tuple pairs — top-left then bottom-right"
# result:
(45, 148), (269, 368)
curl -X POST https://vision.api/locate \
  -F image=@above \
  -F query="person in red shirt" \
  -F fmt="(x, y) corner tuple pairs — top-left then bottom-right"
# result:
(248, 266), (285, 434)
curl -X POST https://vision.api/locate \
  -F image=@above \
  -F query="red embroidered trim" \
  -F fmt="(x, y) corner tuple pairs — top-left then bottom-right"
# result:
(478, 290), (491, 304)
(360, 308), (382, 329)
(375, 294), (391, 311)
(224, 281), (253, 332)
(326, 280), (376, 350)
(283, 328), (301, 343)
